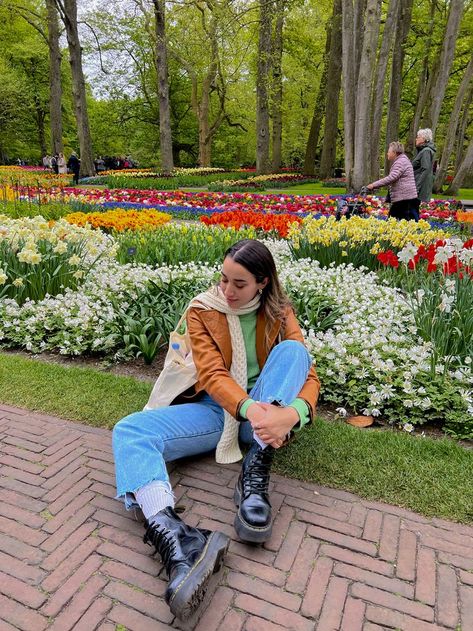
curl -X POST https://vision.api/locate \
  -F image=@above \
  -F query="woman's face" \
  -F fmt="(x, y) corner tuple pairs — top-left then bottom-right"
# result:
(387, 147), (397, 162)
(416, 134), (426, 147)
(220, 256), (268, 308)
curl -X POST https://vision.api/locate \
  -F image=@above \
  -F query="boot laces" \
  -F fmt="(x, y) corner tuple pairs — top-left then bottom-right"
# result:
(143, 523), (176, 571)
(243, 449), (273, 496)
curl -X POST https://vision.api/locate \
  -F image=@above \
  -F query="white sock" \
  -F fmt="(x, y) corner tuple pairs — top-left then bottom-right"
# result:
(134, 481), (175, 519)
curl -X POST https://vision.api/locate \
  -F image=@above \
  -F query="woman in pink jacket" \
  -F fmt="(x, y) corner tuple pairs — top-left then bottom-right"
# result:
(367, 141), (420, 221)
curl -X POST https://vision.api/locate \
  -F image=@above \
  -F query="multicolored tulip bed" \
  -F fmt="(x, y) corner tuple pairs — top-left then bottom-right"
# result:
(1, 203), (473, 439)
(1, 165), (472, 438)
(3, 183), (466, 228)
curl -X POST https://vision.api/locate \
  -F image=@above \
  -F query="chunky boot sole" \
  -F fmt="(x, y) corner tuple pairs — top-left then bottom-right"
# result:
(168, 531), (229, 620)
(233, 484), (272, 544)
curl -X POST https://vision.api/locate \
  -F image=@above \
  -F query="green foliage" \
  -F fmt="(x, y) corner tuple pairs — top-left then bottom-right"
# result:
(104, 277), (208, 364)
(114, 224), (256, 267)
(0, 234), (102, 306)
(103, 171), (251, 190)
(407, 274), (473, 371)
(286, 288), (342, 332)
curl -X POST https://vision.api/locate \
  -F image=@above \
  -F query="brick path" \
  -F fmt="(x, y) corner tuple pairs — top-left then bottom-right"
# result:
(1, 404), (472, 631)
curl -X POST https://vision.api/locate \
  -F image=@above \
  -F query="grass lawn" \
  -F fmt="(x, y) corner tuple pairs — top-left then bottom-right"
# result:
(266, 183), (473, 200)
(1, 351), (472, 523)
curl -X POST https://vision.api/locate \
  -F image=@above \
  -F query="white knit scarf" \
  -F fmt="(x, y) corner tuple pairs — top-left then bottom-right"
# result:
(190, 286), (260, 464)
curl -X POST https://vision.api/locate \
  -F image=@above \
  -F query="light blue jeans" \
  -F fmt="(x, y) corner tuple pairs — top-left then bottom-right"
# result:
(113, 340), (312, 509)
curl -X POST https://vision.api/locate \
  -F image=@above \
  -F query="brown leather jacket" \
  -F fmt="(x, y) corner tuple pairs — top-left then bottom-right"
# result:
(186, 306), (320, 420)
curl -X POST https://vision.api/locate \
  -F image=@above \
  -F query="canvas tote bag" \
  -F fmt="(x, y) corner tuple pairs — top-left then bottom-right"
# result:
(144, 310), (197, 410)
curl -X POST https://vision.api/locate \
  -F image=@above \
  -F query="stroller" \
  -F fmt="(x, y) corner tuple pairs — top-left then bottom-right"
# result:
(335, 187), (369, 221)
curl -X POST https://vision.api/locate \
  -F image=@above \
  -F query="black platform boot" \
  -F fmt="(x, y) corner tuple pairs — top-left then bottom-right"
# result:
(234, 442), (275, 543)
(143, 507), (230, 620)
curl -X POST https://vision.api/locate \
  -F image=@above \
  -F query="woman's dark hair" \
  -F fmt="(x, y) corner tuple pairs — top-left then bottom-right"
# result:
(224, 239), (291, 345)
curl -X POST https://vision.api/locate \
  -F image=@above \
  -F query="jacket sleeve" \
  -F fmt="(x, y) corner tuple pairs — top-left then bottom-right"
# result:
(187, 308), (249, 418)
(282, 309), (321, 421)
(371, 159), (404, 190)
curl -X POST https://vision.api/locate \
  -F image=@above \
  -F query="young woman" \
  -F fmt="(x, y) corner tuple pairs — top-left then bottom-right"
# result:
(367, 141), (420, 221)
(112, 239), (320, 620)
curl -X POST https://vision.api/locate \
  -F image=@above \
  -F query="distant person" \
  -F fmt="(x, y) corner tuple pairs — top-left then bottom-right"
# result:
(67, 152), (81, 185)
(51, 154), (59, 174)
(367, 141), (420, 221)
(42, 155), (51, 169)
(94, 156), (105, 172)
(412, 128), (436, 202)
(57, 152), (67, 174)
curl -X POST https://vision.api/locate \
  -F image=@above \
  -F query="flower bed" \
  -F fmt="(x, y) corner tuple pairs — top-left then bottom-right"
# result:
(0, 217), (471, 438)
(287, 215), (449, 269)
(11, 185), (463, 224)
(0, 216), (114, 304)
(200, 210), (303, 237)
(64, 208), (172, 232)
(208, 173), (319, 191)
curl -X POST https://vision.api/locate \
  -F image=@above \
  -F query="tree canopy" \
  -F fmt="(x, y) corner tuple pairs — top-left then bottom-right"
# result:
(0, 0), (471, 189)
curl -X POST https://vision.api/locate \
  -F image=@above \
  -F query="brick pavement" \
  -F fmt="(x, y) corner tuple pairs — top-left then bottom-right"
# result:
(0, 403), (472, 631)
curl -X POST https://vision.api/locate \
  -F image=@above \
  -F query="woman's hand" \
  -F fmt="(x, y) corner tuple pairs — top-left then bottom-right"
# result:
(248, 402), (299, 448)
(367, 183), (374, 190)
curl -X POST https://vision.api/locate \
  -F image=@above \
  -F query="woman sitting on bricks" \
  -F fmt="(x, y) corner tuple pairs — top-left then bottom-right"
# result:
(112, 239), (320, 620)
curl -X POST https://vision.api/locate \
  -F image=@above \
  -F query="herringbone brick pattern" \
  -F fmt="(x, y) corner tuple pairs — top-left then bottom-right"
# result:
(0, 403), (472, 630)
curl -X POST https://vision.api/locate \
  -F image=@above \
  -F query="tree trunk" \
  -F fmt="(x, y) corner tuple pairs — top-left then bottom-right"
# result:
(433, 54), (473, 193)
(425, 0), (464, 134)
(352, 0), (382, 192)
(446, 137), (473, 195)
(46, 0), (63, 155)
(271, 0), (284, 171)
(384, 0), (413, 174)
(153, 0), (173, 172)
(256, 0), (273, 174)
(369, 0), (400, 180)
(353, 0), (367, 77)
(197, 71), (214, 167)
(406, 0), (436, 154)
(303, 8), (332, 176)
(341, 0), (356, 189)
(34, 102), (47, 157)
(455, 84), (473, 173)
(319, 0), (343, 180)
(55, 0), (95, 177)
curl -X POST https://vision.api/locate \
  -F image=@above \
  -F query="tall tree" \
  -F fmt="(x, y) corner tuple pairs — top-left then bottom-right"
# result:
(406, 0), (436, 154)
(446, 136), (473, 195)
(341, 0), (356, 187)
(256, 0), (273, 174)
(424, 0), (465, 134)
(271, 0), (284, 171)
(352, 0), (382, 191)
(46, 0), (63, 155)
(152, 0), (173, 171)
(54, 0), (95, 177)
(369, 0), (400, 180)
(433, 53), (473, 192)
(318, 0), (342, 180)
(302, 10), (331, 176)
(455, 84), (473, 173)
(384, 0), (413, 173)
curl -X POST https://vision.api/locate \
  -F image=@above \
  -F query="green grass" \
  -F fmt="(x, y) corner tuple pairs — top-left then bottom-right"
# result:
(0, 353), (151, 428)
(274, 421), (473, 523)
(1, 351), (472, 523)
(266, 182), (473, 199)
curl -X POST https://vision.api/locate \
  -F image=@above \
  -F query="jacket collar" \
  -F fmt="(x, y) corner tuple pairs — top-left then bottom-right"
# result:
(197, 308), (281, 369)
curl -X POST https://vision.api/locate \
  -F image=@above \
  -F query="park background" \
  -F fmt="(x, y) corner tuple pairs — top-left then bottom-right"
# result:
(0, 0), (472, 193)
